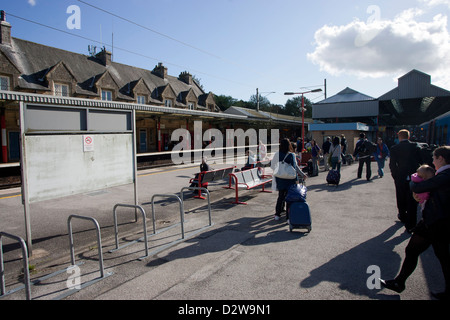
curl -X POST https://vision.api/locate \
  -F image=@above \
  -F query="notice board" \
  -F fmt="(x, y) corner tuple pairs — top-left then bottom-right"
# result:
(24, 133), (134, 202)
(21, 104), (135, 203)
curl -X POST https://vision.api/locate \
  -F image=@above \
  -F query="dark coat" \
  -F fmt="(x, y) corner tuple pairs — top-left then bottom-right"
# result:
(389, 140), (422, 181)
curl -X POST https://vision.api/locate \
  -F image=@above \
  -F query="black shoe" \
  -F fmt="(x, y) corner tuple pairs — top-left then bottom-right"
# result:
(397, 214), (406, 224)
(380, 279), (405, 293)
(431, 291), (450, 300)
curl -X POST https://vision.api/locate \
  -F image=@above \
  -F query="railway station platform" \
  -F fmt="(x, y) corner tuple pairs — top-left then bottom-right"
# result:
(0, 158), (445, 304)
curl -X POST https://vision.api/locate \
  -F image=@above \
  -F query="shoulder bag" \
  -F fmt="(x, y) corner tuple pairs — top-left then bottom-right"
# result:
(273, 153), (297, 179)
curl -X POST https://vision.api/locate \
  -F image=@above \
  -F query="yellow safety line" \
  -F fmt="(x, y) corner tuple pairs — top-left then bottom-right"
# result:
(0, 193), (21, 200)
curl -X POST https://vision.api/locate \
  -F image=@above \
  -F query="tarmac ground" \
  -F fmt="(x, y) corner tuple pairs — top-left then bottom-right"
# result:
(0, 156), (446, 306)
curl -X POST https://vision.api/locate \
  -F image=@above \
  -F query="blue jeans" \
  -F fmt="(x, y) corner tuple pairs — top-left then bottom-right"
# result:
(376, 157), (386, 177)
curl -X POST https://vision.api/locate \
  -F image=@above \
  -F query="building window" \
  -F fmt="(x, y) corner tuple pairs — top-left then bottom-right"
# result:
(188, 102), (195, 110)
(164, 99), (173, 107)
(102, 89), (113, 101)
(0, 76), (10, 91)
(54, 83), (69, 97)
(137, 95), (146, 104)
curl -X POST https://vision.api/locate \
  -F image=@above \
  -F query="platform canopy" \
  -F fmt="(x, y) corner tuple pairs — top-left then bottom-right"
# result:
(378, 70), (450, 126)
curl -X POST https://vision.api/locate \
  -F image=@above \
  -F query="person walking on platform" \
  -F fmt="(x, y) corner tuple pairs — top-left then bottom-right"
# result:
(340, 134), (348, 165)
(322, 137), (331, 171)
(353, 133), (372, 181)
(271, 138), (302, 221)
(375, 137), (390, 178)
(310, 140), (320, 176)
(380, 146), (450, 300)
(389, 129), (422, 232)
(329, 136), (342, 174)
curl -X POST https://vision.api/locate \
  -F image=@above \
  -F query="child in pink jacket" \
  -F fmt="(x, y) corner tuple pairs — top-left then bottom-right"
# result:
(411, 164), (435, 210)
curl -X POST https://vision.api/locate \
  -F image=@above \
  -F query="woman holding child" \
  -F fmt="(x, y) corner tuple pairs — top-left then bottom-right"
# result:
(380, 146), (450, 300)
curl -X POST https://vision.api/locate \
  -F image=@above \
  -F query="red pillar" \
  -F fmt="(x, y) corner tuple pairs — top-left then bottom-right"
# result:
(1, 112), (7, 163)
(157, 117), (161, 152)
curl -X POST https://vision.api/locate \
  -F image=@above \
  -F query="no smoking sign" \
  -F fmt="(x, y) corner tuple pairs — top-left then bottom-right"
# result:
(83, 135), (94, 152)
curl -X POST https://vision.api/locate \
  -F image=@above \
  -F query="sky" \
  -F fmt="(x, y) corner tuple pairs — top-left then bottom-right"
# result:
(2, 0), (450, 106)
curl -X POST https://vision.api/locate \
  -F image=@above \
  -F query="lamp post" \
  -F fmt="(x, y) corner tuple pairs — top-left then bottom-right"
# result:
(284, 88), (322, 151)
(256, 88), (276, 112)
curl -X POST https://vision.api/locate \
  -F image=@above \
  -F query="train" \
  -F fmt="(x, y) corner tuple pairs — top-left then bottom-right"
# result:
(418, 110), (450, 147)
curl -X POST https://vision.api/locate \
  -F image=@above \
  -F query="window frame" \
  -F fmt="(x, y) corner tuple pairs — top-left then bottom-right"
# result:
(101, 89), (113, 101)
(54, 83), (70, 97)
(0, 75), (11, 91)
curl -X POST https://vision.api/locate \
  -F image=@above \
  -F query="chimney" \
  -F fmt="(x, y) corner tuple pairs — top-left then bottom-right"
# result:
(179, 71), (193, 85)
(0, 10), (12, 46)
(95, 47), (112, 66)
(152, 62), (167, 79)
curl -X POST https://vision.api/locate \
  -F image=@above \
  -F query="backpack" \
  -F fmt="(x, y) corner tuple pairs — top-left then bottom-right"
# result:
(365, 140), (377, 154)
(359, 140), (376, 156)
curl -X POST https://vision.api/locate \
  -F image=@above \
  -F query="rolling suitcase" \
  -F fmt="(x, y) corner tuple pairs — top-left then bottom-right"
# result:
(288, 201), (312, 232)
(301, 159), (314, 176)
(326, 169), (340, 186)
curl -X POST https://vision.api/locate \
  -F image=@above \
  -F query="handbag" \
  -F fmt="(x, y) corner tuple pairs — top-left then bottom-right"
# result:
(285, 183), (307, 203)
(273, 153), (297, 179)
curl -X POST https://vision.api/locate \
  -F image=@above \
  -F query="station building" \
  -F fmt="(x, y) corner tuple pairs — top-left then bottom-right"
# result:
(311, 70), (450, 151)
(0, 13), (306, 166)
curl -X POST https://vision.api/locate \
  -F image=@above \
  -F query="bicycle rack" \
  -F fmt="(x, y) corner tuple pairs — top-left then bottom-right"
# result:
(53, 215), (113, 300)
(180, 187), (212, 227)
(108, 204), (149, 259)
(0, 232), (31, 300)
(151, 194), (185, 239)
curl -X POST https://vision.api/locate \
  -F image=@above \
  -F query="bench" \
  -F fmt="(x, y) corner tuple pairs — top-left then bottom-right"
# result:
(189, 166), (236, 199)
(229, 167), (272, 205)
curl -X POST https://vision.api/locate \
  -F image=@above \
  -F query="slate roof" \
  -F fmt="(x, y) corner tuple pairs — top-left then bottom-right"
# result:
(224, 106), (311, 124)
(315, 87), (376, 104)
(0, 37), (217, 110)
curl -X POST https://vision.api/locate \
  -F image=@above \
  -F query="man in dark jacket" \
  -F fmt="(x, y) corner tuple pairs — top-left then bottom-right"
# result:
(389, 129), (422, 232)
(353, 133), (372, 181)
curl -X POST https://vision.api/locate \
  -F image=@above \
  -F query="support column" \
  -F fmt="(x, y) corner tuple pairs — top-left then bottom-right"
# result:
(1, 108), (7, 163)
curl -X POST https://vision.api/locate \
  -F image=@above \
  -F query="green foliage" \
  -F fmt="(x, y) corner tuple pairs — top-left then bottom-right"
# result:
(214, 93), (313, 117)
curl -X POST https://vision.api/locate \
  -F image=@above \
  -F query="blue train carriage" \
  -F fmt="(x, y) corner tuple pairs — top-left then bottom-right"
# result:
(419, 110), (450, 147)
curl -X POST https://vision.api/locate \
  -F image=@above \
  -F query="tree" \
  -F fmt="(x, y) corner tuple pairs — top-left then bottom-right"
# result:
(248, 94), (271, 111)
(192, 75), (204, 90)
(214, 95), (237, 111)
(284, 96), (313, 118)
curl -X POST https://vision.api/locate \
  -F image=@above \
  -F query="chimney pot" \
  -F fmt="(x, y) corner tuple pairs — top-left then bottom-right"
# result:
(95, 47), (112, 66)
(0, 10), (12, 46)
(179, 71), (193, 85)
(152, 62), (167, 79)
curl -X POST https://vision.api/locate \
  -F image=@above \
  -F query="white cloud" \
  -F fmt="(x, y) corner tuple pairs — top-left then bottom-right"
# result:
(307, 6), (450, 87)
(420, 0), (450, 8)
(28, 0), (37, 6)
